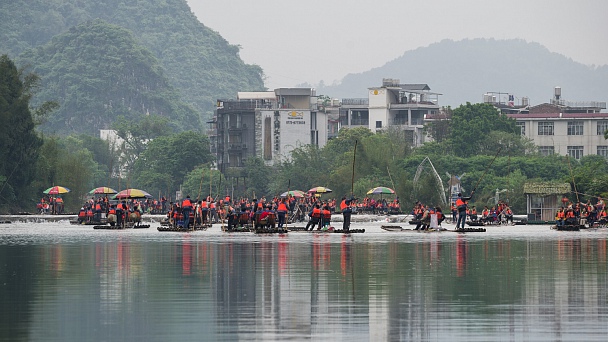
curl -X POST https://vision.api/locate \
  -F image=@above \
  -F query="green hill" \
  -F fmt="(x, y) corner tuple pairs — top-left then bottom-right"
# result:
(18, 20), (197, 135)
(0, 0), (264, 131)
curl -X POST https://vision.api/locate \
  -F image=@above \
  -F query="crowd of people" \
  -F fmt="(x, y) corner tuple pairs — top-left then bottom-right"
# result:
(162, 194), (399, 231)
(555, 196), (606, 227)
(37, 196), (65, 214)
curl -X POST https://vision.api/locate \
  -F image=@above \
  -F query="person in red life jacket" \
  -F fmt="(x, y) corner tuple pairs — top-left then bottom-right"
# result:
(321, 204), (331, 229)
(94, 201), (102, 222)
(306, 203), (321, 231)
(107, 204), (117, 226)
(77, 207), (86, 224)
(555, 208), (565, 227)
(200, 198), (208, 224)
(209, 200), (217, 223)
(115, 201), (125, 227)
(455, 192), (473, 229)
(565, 207), (576, 225)
(277, 198), (288, 228)
(181, 195), (193, 229)
(340, 196), (353, 232)
(85, 206), (94, 222)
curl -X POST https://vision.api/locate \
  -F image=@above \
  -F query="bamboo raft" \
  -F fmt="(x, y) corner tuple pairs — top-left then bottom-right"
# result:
(450, 228), (487, 233)
(552, 225), (581, 231)
(157, 224), (211, 232)
(288, 226), (365, 233)
(254, 228), (289, 234)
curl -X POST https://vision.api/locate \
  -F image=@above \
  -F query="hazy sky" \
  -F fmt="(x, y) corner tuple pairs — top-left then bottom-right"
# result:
(187, 0), (608, 90)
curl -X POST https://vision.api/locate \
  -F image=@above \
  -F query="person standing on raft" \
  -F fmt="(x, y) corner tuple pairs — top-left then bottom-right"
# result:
(455, 192), (473, 229)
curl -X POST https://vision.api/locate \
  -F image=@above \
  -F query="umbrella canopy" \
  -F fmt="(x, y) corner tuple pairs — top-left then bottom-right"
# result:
(367, 186), (396, 195)
(43, 186), (70, 195)
(115, 188), (152, 199)
(89, 187), (118, 195)
(308, 186), (332, 194)
(280, 190), (306, 198)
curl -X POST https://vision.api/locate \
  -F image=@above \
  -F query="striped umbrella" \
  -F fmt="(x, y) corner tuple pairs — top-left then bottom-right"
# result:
(43, 186), (70, 195)
(89, 187), (118, 194)
(280, 190), (306, 198)
(115, 188), (152, 199)
(307, 186), (332, 194)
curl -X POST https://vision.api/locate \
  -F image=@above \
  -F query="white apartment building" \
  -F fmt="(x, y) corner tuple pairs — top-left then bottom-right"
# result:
(340, 79), (441, 147)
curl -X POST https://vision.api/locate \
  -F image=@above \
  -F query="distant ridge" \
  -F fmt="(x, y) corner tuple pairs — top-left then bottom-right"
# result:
(317, 39), (608, 108)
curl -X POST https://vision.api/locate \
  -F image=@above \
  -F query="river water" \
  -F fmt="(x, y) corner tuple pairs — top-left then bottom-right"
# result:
(0, 219), (607, 341)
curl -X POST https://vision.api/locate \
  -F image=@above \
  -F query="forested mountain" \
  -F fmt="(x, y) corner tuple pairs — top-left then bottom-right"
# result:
(0, 0), (264, 132)
(18, 20), (197, 135)
(317, 39), (608, 108)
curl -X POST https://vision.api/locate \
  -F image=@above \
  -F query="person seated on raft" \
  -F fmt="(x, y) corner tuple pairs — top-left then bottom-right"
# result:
(555, 208), (565, 227)
(565, 208), (577, 225)
(467, 206), (479, 222)
(414, 206), (430, 230)
(435, 207), (445, 226)
(503, 206), (514, 224)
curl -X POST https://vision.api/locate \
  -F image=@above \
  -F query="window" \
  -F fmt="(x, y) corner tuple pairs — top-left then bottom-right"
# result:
(376, 121), (382, 128)
(538, 122), (554, 135)
(598, 146), (608, 157)
(538, 146), (554, 156)
(567, 121), (583, 135)
(598, 121), (608, 135)
(567, 146), (584, 160)
(516, 121), (525, 135)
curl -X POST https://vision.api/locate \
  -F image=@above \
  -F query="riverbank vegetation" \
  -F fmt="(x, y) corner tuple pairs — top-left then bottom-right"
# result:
(1, 54), (606, 214)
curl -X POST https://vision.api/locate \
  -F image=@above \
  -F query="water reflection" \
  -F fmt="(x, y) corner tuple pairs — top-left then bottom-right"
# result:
(0, 224), (608, 341)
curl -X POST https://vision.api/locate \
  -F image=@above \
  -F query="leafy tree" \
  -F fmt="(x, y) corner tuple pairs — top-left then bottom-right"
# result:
(448, 102), (520, 157)
(244, 157), (272, 198)
(113, 114), (175, 172)
(132, 131), (213, 197)
(0, 55), (44, 212)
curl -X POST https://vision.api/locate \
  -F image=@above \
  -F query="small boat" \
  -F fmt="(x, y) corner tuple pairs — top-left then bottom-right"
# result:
(552, 225), (581, 231)
(381, 225), (405, 232)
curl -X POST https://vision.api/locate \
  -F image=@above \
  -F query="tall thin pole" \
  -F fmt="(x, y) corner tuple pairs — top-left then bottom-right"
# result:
(285, 179), (291, 229)
(351, 140), (358, 196)
(567, 156), (579, 203)
(197, 168), (205, 201)
(471, 147), (502, 195)
(387, 166), (396, 193)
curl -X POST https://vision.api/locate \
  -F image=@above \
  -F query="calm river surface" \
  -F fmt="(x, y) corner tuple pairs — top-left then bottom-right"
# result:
(1, 219), (607, 341)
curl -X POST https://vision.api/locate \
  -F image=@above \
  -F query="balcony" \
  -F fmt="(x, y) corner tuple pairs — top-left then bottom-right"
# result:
(228, 143), (248, 152)
(219, 100), (277, 110)
(342, 98), (369, 106)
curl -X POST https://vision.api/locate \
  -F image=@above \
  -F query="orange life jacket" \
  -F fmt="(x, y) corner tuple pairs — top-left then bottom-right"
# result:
(322, 209), (331, 219)
(340, 200), (348, 211)
(312, 208), (321, 218)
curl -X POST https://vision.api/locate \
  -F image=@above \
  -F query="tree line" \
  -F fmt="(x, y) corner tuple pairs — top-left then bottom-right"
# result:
(2, 54), (607, 214)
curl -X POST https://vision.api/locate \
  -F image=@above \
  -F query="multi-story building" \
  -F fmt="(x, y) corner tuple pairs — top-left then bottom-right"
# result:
(500, 87), (608, 159)
(340, 78), (441, 147)
(211, 88), (327, 177)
